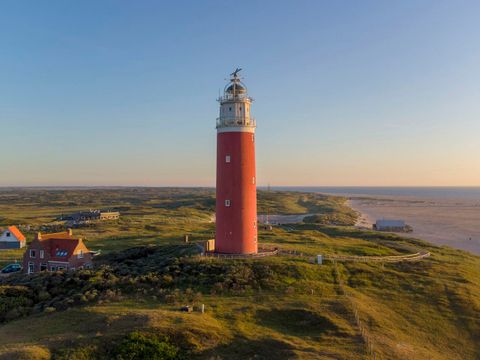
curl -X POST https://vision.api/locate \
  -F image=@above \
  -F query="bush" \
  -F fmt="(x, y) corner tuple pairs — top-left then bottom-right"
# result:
(54, 346), (97, 360)
(0, 345), (51, 360)
(113, 332), (180, 360)
(0, 286), (33, 321)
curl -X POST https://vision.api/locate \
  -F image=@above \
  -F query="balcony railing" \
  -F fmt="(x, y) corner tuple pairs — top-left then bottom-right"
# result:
(216, 117), (256, 129)
(217, 94), (253, 103)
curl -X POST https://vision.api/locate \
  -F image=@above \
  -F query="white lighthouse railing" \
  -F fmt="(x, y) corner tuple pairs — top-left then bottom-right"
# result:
(216, 117), (256, 128)
(217, 94), (253, 103)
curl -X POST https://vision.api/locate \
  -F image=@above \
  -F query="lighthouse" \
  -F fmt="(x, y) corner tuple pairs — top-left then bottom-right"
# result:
(215, 69), (258, 254)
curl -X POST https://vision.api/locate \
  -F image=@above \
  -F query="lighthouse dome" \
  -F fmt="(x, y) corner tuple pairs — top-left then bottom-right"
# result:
(225, 82), (246, 94)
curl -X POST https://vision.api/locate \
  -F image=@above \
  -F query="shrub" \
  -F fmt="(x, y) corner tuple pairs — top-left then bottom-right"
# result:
(0, 286), (33, 321)
(53, 345), (97, 360)
(113, 332), (180, 360)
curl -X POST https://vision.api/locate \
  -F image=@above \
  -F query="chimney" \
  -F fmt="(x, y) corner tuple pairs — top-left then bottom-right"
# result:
(36, 232), (42, 240)
(67, 228), (73, 236)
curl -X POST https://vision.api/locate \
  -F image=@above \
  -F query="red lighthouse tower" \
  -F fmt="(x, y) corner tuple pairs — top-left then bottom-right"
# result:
(215, 69), (257, 254)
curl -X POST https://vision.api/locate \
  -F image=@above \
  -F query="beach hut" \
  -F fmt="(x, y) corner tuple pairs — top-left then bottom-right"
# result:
(374, 219), (407, 232)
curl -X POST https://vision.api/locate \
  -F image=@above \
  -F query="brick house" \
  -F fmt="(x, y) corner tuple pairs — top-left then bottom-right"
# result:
(23, 229), (93, 274)
(0, 226), (26, 249)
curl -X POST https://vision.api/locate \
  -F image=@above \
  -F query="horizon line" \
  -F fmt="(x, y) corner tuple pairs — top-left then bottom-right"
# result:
(1, 185), (479, 189)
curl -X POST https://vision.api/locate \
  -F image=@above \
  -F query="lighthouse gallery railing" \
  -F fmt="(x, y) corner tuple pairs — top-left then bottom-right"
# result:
(216, 117), (256, 128)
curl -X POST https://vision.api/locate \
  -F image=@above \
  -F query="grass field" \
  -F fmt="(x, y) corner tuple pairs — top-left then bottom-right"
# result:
(0, 188), (478, 359)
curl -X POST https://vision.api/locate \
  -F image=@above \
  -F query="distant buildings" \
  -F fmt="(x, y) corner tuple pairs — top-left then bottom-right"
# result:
(99, 211), (120, 221)
(0, 226), (26, 249)
(59, 209), (120, 225)
(23, 229), (93, 274)
(374, 219), (411, 232)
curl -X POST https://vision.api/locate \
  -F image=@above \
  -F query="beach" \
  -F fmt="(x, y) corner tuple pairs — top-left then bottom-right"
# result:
(348, 196), (480, 255)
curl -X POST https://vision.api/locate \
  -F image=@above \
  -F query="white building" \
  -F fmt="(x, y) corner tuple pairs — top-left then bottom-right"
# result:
(0, 226), (26, 249)
(374, 219), (407, 232)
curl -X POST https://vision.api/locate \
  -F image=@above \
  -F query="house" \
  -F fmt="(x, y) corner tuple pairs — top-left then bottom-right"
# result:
(0, 226), (26, 249)
(99, 211), (120, 220)
(58, 209), (120, 224)
(23, 229), (93, 274)
(374, 219), (409, 232)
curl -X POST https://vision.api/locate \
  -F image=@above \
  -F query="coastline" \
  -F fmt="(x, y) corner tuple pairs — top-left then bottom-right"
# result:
(347, 199), (374, 229)
(346, 196), (480, 255)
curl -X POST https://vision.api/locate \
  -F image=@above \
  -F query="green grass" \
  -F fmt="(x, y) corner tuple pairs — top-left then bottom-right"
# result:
(0, 188), (478, 359)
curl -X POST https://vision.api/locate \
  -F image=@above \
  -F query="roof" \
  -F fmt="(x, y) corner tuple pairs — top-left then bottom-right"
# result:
(45, 238), (82, 261)
(6, 226), (26, 241)
(226, 83), (246, 94)
(37, 229), (75, 240)
(376, 219), (405, 227)
(35, 230), (89, 262)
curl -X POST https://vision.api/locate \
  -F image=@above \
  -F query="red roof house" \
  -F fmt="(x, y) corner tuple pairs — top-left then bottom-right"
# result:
(23, 229), (93, 274)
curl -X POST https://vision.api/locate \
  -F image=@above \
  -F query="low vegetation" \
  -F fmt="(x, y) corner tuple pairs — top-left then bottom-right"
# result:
(0, 188), (478, 359)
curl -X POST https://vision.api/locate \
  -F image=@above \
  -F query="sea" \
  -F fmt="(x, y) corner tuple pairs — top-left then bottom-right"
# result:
(271, 186), (480, 200)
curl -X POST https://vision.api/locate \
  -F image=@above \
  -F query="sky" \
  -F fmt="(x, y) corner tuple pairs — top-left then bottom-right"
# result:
(1, 0), (479, 187)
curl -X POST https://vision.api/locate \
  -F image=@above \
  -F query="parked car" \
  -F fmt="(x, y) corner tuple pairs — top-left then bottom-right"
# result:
(1, 263), (22, 274)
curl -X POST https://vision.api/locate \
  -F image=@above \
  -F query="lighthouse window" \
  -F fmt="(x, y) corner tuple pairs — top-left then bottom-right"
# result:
(229, 107), (232, 111)
(225, 200), (231, 207)
(225, 155), (231, 163)
(252, 177), (255, 184)
(239, 107), (242, 111)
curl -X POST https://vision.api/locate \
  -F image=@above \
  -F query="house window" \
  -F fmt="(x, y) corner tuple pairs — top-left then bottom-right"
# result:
(6, 232), (10, 237)
(78, 250), (84, 259)
(50, 266), (57, 271)
(225, 155), (231, 163)
(40, 263), (47, 271)
(58, 266), (66, 271)
(229, 107), (232, 111)
(30, 249), (36, 258)
(40, 250), (44, 259)
(239, 107), (242, 111)
(225, 200), (231, 207)
(28, 262), (34, 274)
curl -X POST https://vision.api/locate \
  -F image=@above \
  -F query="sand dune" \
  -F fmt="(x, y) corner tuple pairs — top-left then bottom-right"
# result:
(348, 196), (480, 255)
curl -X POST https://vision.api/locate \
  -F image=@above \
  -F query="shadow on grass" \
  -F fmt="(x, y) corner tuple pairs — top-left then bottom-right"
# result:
(256, 308), (340, 337)
(0, 310), (151, 359)
(197, 336), (297, 360)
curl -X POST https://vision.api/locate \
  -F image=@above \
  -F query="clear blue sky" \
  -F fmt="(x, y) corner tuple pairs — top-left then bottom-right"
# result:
(1, 0), (479, 186)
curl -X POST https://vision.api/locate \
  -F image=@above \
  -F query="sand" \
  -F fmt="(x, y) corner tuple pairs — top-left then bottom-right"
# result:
(348, 196), (480, 255)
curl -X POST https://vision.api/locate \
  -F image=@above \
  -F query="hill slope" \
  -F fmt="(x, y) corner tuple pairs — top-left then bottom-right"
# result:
(0, 188), (478, 359)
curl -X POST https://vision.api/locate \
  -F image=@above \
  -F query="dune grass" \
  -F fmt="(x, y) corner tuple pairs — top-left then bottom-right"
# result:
(0, 188), (478, 359)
